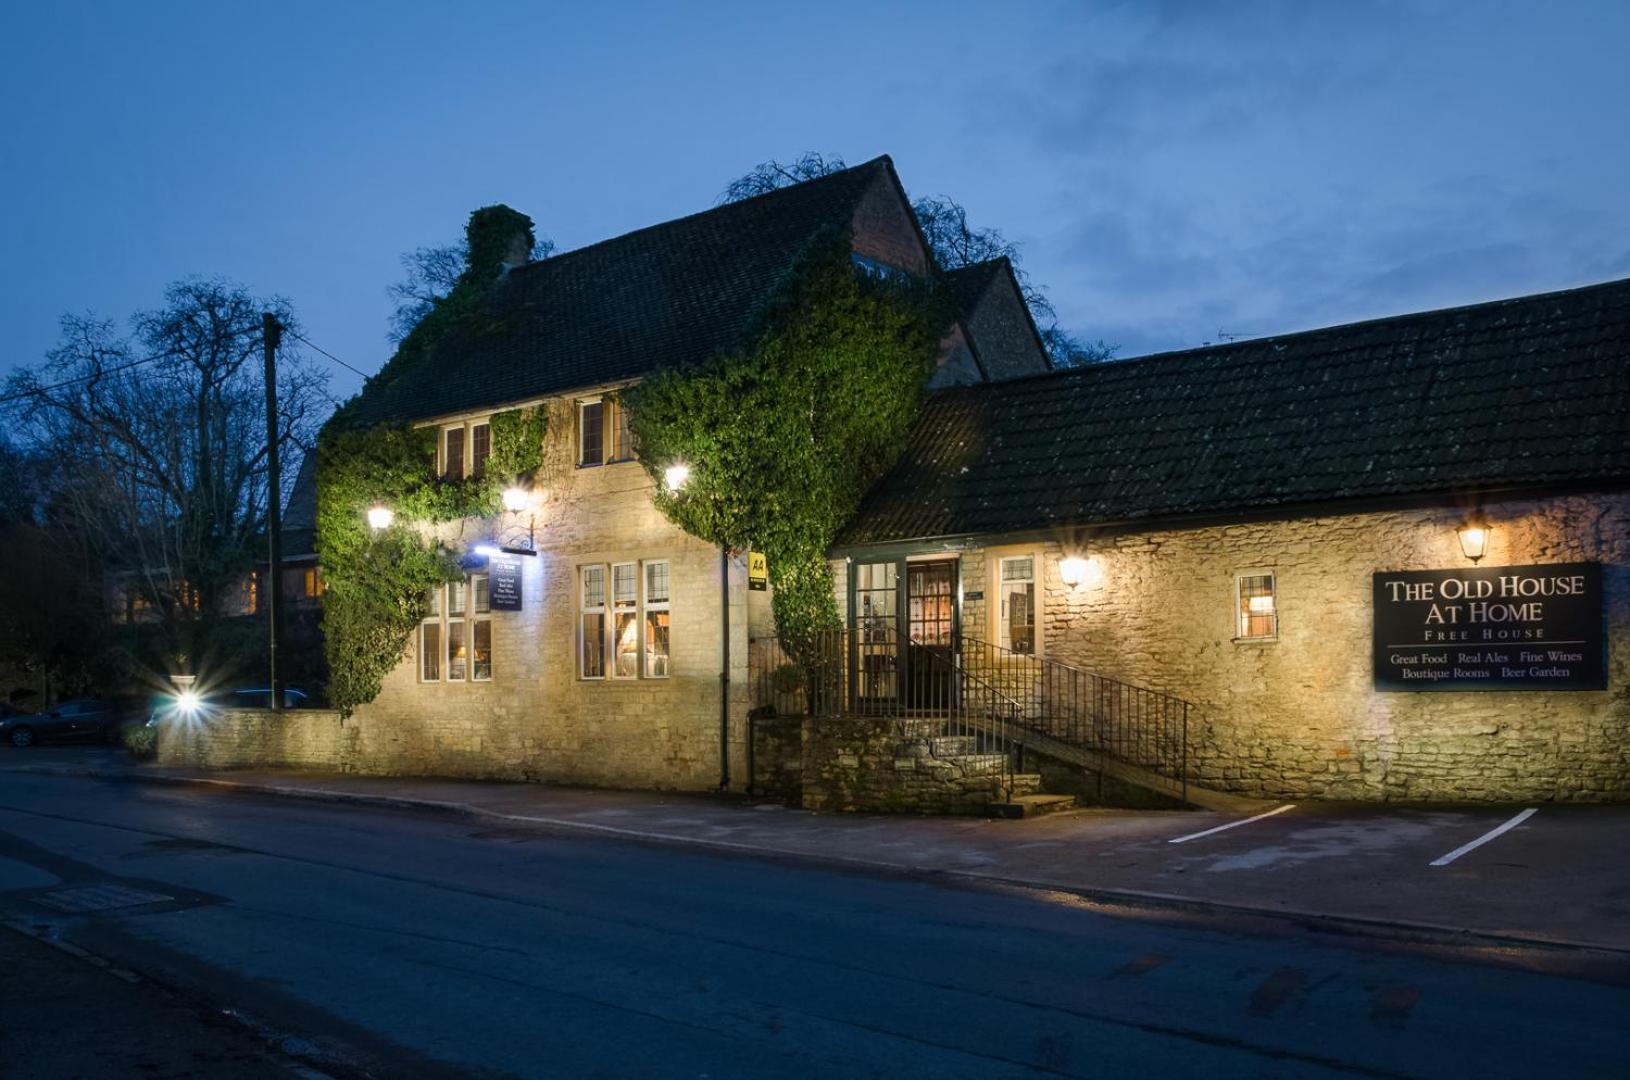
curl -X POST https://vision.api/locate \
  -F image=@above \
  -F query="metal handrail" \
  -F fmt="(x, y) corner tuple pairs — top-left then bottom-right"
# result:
(748, 628), (1194, 799)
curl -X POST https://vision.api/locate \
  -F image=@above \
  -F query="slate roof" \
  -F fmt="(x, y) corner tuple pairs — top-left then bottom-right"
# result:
(838, 277), (1630, 547)
(346, 157), (904, 426)
(938, 259), (1009, 314)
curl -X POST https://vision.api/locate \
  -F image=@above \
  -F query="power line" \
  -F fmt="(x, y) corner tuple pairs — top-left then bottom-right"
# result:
(0, 326), (372, 408)
(283, 328), (372, 381)
(0, 354), (162, 407)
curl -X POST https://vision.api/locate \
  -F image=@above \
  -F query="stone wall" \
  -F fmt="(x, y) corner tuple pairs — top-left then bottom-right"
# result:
(835, 492), (1630, 803)
(325, 387), (769, 791)
(157, 708), (349, 770)
(800, 717), (1034, 814)
(749, 714), (802, 802)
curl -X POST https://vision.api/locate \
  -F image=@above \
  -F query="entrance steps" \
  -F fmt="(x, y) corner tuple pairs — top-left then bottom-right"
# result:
(991, 792), (1078, 819)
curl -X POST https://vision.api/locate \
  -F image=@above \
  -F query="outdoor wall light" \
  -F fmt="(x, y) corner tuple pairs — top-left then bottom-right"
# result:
(665, 463), (691, 492)
(473, 543), (502, 558)
(1059, 555), (1102, 588)
(501, 486), (530, 513)
(366, 505), (394, 530)
(1457, 521), (1490, 563)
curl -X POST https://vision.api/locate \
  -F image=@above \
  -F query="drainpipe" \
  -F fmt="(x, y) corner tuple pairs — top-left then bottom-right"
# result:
(719, 545), (731, 792)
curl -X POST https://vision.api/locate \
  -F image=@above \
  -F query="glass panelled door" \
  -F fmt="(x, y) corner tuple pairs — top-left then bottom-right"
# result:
(852, 561), (900, 709)
(906, 559), (957, 710)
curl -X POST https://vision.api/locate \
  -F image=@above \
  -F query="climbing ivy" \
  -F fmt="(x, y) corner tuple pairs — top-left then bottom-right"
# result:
(317, 204), (548, 713)
(625, 228), (949, 658)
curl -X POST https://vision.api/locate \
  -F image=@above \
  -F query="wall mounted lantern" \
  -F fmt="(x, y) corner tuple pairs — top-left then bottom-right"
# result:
(501, 486), (530, 513)
(366, 505), (394, 530)
(1457, 521), (1490, 563)
(1059, 556), (1090, 586)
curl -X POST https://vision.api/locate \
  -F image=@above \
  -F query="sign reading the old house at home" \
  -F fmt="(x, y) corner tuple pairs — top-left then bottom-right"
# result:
(1373, 562), (1603, 691)
(489, 555), (523, 611)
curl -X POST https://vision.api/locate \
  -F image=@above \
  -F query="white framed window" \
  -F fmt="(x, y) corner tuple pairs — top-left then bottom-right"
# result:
(439, 418), (491, 481)
(644, 560), (671, 678)
(1236, 572), (1278, 641)
(578, 400), (605, 466)
(612, 562), (639, 678)
(997, 555), (1037, 655)
(419, 574), (494, 682)
(420, 587), (442, 681)
(579, 397), (633, 466)
(580, 564), (607, 678)
(579, 559), (674, 680)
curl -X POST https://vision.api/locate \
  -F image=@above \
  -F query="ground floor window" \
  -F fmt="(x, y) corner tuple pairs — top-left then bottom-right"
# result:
(580, 559), (672, 679)
(1236, 571), (1278, 641)
(997, 555), (1036, 654)
(421, 573), (493, 682)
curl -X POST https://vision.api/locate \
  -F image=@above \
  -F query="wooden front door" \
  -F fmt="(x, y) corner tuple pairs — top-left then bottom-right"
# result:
(906, 559), (957, 710)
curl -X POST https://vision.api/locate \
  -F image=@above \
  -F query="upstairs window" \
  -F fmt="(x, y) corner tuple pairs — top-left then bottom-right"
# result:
(471, 422), (491, 478)
(609, 400), (633, 462)
(580, 397), (633, 465)
(578, 401), (604, 466)
(443, 426), (465, 481)
(1236, 572), (1278, 641)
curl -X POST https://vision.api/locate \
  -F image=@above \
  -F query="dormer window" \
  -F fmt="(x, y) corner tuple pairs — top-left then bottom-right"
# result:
(852, 253), (905, 281)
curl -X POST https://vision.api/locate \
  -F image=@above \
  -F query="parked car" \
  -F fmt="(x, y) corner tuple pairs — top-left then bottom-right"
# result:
(1, 697), (126, 747)
(146, 686), (308, 727)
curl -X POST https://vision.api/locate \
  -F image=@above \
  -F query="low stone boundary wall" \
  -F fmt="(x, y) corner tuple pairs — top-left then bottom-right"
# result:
(156, 708), (350, 771)
(798, 717), (1028, 814)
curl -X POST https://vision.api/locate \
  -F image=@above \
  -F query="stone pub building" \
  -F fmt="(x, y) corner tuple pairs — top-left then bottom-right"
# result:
(162, 157), (1630, 808)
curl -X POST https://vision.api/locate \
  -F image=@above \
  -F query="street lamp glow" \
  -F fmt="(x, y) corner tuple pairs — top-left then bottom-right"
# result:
(366, 505), (394, 530)
(501, 486), (530, 513)
(1457, 523), (1489, 563)
(175, 689), (200, 714)
(664, 463), (691, 492)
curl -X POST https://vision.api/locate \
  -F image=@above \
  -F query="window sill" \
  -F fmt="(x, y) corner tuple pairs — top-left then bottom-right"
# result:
(1231, 636), (1279, 645)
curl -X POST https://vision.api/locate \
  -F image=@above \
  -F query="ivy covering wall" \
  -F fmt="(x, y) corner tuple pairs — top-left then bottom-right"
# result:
(317, 205), (546, 713)
(626, 228), (949, 656)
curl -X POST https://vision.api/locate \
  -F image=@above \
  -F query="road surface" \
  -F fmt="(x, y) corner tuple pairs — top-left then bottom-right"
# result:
(1, 769), (1627, 1078)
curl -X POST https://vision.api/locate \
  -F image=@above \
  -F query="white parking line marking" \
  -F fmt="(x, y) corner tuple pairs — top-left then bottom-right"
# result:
(1429, 808), (1538, 866)
(1167, 804), (1296, 844)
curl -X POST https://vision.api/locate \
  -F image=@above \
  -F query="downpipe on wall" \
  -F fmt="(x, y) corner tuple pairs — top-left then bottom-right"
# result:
(719, 545), (731, 793)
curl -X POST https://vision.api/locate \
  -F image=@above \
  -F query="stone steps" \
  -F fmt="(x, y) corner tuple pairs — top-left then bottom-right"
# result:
(990, 793), (1078, 819)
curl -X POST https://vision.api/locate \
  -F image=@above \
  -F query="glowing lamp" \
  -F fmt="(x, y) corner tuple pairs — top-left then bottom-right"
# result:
(501, 486), (530, 512)
(664, 463), (690, 492)
(176, 690), (200, 714)
(473, 544), (502, 558)
(366, 505), (394, 530)
(1457, 523), (1489, 563)
(1059, 557), (1089, 586)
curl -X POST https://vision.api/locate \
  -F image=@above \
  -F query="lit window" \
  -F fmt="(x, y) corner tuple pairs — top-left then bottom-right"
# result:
(471, 423), (491, 479)
(612, 562), (639, 678)
(420, 587), (442, 681)
(1237, 573), (1277, 641)
(579, 401), (604, 466)
(580, 565), (607, 679)
(998, 556), (1036, 655)
(419, 575), (495, 682)
(644, 561), (671, 678)
(579, 560), (675, 680)
(608, 399), (633, 463)
(303, 567), (325, 598)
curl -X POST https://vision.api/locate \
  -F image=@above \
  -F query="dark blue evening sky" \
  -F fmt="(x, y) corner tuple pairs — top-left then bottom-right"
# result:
(3, 1), (1627, 402)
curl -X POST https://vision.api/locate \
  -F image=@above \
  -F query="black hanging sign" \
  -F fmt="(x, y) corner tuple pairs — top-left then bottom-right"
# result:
(1373, 562), (1604, 691)
(489, 554), (523, 611)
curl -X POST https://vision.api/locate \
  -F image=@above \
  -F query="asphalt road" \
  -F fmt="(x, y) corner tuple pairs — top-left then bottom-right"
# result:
(1, 770), (1628, 1079)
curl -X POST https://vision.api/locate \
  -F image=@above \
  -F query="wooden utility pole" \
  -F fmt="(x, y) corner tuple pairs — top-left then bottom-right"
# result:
(262, 313), (283, 711)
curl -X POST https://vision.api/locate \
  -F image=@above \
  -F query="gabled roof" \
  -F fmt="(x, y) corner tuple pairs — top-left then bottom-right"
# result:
(346, 156), (905, 426)
(838, 276), (1630, 547)
(939, 259), (1009, 313)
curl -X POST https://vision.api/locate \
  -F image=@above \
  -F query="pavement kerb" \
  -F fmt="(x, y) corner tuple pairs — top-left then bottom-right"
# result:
(13, 763), (1630, 962)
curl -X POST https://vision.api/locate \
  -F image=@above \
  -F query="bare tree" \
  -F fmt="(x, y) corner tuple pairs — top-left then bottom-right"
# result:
(3, 279), (329, 668)
(387, 235), (555, 343)
(720, 152), (848, 203)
